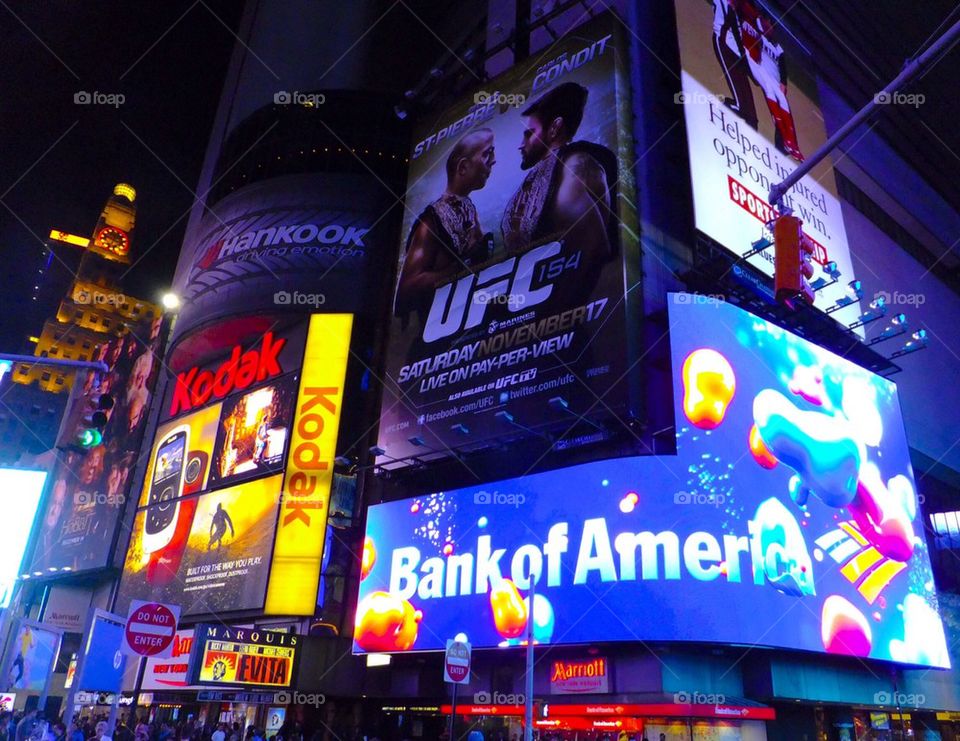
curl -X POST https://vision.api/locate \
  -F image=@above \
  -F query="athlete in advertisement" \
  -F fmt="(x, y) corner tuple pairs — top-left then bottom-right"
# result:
(394, 128), (497, 325)
(729, 0), (803, 160)
(379, 15), (637, 464)
(712, 0), (758, 129)
(208, 503), (235, 550)
(502, 82), (618, 306)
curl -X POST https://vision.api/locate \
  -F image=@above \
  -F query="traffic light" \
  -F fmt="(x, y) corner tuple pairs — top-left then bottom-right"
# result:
(773, 214), (815, 307)
(75, 391), (114, 449)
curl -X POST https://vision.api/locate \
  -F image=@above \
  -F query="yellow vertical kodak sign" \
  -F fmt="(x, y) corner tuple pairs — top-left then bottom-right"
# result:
(264, 313), (353, 614)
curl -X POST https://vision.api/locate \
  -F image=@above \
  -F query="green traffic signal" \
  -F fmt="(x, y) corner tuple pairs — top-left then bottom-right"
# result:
(78, 428), (103, 448)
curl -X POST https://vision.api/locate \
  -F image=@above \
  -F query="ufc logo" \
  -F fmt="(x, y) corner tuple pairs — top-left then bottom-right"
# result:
(423, 242), (560, 343)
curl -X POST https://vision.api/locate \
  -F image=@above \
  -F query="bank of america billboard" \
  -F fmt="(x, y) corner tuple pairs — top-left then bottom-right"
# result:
(675, 0), (859, 325)
(356, 298), (947, 669)
(377, 12), (640, 465)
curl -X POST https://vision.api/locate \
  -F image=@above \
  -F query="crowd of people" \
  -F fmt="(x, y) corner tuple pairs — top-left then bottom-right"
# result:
(0, 712), (284, 741)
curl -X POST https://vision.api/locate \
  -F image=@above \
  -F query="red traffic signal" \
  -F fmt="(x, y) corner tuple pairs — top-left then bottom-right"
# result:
(773, 214), (815, 307)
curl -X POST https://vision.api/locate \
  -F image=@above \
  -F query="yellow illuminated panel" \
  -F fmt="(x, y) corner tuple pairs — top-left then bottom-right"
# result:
(264, 313), (353, 615)
(198, 640), (295, 686)
(113, 183), (137, 202)
(49, 230), (90, 248)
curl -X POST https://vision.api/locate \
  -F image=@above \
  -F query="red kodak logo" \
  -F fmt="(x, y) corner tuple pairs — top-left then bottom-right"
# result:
(170, 332), (286, 416)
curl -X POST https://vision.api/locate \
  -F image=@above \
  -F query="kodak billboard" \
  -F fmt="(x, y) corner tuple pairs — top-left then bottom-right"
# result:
(264, 313), (353, 615)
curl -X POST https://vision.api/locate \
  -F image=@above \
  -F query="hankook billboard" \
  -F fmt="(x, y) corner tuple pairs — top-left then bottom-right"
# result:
(171, 173), (387, 340)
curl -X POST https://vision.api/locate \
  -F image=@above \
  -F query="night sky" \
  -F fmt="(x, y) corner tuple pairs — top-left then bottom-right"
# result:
(0, 1), (243, 350)
(1, 1), (958, 354)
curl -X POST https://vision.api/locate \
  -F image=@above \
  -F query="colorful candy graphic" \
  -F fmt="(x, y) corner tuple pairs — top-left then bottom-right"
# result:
(491, 578), (528, 639)
(788, 365), (826, 406)
(361, 536), (376, 580)
(753, 389), (861, 508)
(749, 424), (778, 469)
(354, 591), (422, 652)
(529, 594), (556, 643)
(889, 594), (950, 667)
(681, 349), (736, 429)
(619, 491), (639, 513)
(753, 497), (815, 596)
(848, 464), (915, 562)
(821, 595), (872, 656)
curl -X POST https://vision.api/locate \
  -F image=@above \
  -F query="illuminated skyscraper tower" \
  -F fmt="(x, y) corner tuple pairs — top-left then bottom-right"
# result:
(10, 183), (161, 393)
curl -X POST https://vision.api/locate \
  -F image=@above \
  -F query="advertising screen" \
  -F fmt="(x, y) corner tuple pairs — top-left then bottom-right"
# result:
(141, 629), (204, 691)
(137, 404), (221, 508)
(117, 474), (283, 616)
(674, 0), (858, 323)
(210, 375), (298, 489)
(31, 318), (165, 574)
(0, 468), (46, 608)
(356, 298), (947, 668)
(188, 625), (298, 688)
(171, 173), (390, 342)
(75, 614), (126, 692)
(377, 12), (639, 465)
(1, 622), (61, 693)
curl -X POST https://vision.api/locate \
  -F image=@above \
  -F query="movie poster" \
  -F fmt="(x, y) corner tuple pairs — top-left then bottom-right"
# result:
(674, 0), (859, 324)
(377, 12), (639, 465)
(116, 475), (283, 616)
(30, 317), (166, 574)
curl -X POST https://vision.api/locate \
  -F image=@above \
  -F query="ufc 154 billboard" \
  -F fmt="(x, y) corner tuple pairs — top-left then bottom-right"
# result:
(378, 12), (640, 466)
(674, 0), (859, 325)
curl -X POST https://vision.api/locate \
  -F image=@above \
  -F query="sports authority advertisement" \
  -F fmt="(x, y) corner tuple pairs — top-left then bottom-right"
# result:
(116, 474), (284, 616)
(0, 468), (45, 608)
(171, 174), (388, 340)
(188, 625), (298, 688)
(378, 13), (639, 465)
(30, 317), (165, 574)
(675, 0), (858, 323)
(355, 297), (947, 668)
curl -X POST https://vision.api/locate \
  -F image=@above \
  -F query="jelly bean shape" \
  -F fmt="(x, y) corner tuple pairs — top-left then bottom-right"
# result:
(753, 389), (861, 508)
(529, 594), (555, 643)
(848, 464), (915, 562)
(354, 591), (422, 652)
(361, 536), (376, 581)
(749, 424), (778, 469)
(681, 349), (736, 429)
(753, 497), (815, 596)
(490, 578), (528, 639)
(789, 365), (826, 406)
(821, 595), (872, 656)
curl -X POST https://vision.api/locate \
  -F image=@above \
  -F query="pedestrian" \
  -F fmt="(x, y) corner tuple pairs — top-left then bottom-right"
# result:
(15, 710), (37, 741)
(210, 726), (225, 741)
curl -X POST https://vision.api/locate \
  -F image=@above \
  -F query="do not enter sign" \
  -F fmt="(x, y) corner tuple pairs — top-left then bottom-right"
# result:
(444, 639), (471, 684)
(123, 600), (181, 658)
